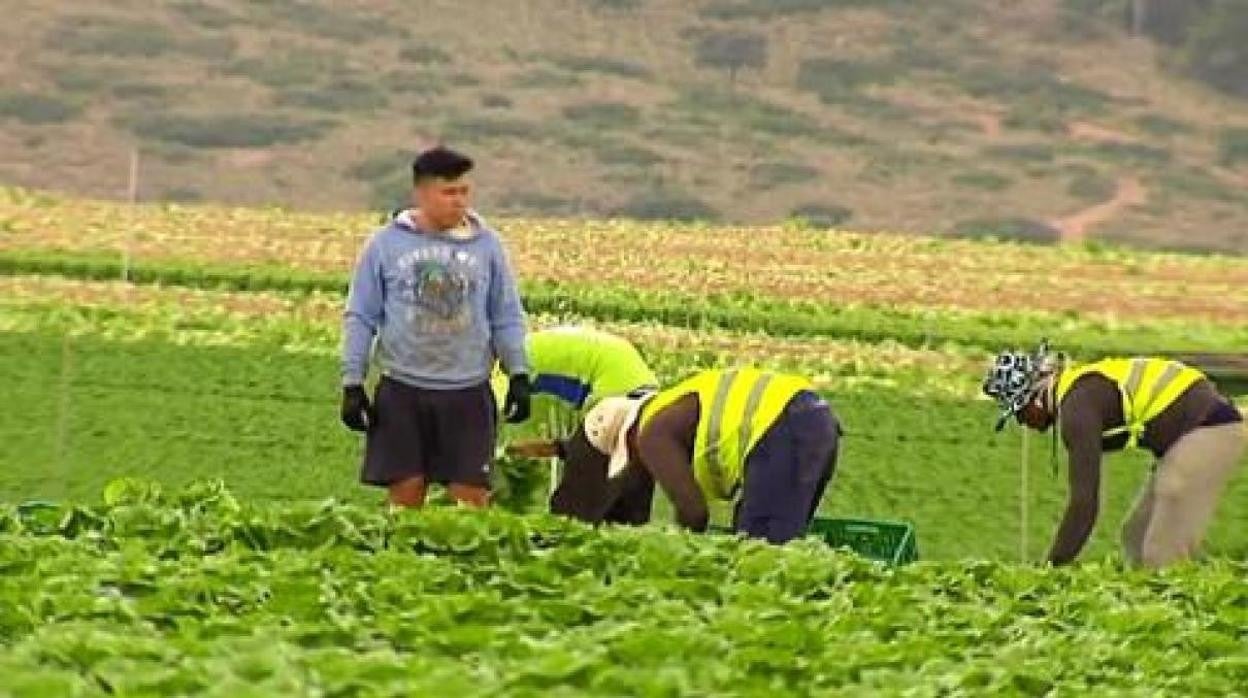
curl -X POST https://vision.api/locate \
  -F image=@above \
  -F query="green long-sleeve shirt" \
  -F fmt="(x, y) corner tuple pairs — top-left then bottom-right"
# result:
(492, 327), (657, 422)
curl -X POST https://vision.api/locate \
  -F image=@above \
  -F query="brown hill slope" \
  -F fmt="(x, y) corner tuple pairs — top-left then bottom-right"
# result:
(0, 0), (1246, 252)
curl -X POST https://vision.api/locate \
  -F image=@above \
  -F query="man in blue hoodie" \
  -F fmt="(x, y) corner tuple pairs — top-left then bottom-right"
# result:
(340, 146), (531, 508)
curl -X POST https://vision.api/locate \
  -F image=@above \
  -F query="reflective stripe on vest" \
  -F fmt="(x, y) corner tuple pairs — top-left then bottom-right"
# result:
(702, 370), (738, 494)
(641, 368), (810, 500)
(1056, 358), (1204, 449)
(738, 373), (774, 472)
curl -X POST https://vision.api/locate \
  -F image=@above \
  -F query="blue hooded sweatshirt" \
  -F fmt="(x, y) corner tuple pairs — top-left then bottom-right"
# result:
(341, 209), (528, 390)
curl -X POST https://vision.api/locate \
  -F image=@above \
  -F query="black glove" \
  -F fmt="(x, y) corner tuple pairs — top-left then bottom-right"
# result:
(340, 385), (373, 432)
(503, 374), (532, 424)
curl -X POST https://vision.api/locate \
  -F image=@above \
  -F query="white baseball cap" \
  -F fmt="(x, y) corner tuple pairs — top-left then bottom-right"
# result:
(583, 394), (651, 478)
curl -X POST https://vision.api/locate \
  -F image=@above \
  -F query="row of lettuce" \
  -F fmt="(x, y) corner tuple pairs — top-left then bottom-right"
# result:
(0, 480), (1244, 696)
(3, 248), (1244, 358)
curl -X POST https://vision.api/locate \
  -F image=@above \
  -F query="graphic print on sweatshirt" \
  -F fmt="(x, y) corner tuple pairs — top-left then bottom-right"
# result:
(395, 245), (483, 334)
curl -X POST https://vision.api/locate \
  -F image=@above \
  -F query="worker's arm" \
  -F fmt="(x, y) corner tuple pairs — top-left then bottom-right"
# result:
(341, 236), (383, 387)
(486, 234), (529, 377)
(636, 403), (708, 532)
(1047, 404), (1103, 566)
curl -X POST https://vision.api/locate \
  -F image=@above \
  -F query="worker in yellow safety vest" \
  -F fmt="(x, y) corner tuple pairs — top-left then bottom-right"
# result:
(982, 342), (1245, 568)
(511, 367), (842, 544)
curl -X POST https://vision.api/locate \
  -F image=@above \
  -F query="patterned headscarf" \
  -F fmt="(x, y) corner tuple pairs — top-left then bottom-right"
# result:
(982, 340), (1059, 431)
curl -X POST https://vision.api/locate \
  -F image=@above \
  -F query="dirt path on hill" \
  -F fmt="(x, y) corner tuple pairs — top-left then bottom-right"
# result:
(1049, 176), (1146, 243)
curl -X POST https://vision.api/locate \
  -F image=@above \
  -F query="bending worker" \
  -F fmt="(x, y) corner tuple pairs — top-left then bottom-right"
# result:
(983, 342), (1245, 568)
(514, 367), (842, 544)
(492, 325), (658, 439)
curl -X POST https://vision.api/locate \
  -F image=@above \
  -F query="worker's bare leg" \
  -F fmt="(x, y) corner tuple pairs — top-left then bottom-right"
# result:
(388, 476), (428, 508)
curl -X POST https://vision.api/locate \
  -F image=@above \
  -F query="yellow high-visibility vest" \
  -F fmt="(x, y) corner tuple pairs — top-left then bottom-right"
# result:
(1055, 358), (1205, 449)
(640, 368), (811, 500)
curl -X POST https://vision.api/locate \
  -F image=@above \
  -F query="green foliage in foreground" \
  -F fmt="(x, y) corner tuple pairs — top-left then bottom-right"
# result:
(0, 481), (1245, 697)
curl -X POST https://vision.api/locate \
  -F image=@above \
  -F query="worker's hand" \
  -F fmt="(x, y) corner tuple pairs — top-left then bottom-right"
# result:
(507, 440), (559, 459)
(340, 385), (374, 432)
(503, 374), (532, 424)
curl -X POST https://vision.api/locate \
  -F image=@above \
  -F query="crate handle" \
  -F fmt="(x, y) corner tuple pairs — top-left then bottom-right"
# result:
(892, 527), (916, 566)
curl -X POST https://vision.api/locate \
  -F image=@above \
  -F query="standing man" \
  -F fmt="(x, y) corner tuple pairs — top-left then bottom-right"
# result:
(492, 325), (659, 439)
(340, 146), (532, 508)
(983, 343), (1245, 568)
(513, 367), (842, 544)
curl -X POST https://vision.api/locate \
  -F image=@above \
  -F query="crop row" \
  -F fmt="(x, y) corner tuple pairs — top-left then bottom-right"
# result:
(3, 186), (1247, 322)
(0, 274), (985, 397)
(0, 480), (1244, 696)
(4, 250), (1244, 356)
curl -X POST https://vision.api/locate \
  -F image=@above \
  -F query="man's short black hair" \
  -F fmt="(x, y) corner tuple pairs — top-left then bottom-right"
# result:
(412, 146), (473, 184)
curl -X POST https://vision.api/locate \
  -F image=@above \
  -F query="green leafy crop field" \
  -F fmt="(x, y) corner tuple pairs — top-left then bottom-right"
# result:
(1, 189), (1245, 694)
(1, 482), (1245, 696)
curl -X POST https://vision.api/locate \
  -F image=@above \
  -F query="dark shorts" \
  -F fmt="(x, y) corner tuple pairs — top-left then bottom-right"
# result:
(361, 376), (497, 488)
(734, 390), (841, 544)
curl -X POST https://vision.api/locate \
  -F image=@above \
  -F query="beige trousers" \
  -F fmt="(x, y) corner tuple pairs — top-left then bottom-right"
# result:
(1121, 421), (1247, 568)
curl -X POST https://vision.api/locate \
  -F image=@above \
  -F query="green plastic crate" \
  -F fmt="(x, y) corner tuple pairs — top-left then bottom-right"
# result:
(806, 517), (919, 566)
(706, 517), (918, 566)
